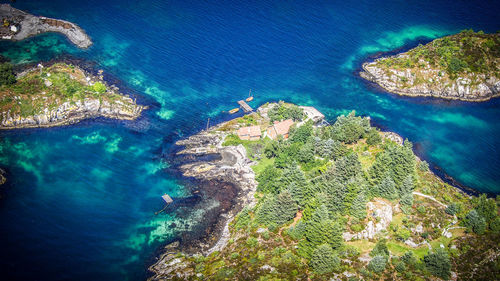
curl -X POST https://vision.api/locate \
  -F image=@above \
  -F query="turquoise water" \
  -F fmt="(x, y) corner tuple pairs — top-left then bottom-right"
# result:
(0, 0), (499, 280)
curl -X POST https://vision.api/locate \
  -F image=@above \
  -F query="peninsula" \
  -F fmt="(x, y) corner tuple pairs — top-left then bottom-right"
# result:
(361, 30), (500, 101)
(150, 102), (500, 280)
(0, 4), (92, 49)
(0, 62), (144, 129)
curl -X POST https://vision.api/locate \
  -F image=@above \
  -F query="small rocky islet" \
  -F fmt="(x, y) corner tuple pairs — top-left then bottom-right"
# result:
(0, 4), (92, 49)
(361, 30), (500, 101)
(149, 102), (500, 280)
(0, 4), (143, 129)
(0, 62), (144, 129)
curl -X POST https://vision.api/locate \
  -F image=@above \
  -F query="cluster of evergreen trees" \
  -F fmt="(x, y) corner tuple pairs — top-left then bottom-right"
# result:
(239, 107), (499, 278)
(0, 62), (16, 86)
(253, 111), (421, 274)
(463, 194), (500, 234)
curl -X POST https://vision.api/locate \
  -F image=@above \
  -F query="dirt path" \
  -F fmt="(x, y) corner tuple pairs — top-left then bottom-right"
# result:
(413, 191), (447, 208)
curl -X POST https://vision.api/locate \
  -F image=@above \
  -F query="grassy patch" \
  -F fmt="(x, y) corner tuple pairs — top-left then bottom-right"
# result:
(252, 156), (274, 176)
(346, 240), (376, 254)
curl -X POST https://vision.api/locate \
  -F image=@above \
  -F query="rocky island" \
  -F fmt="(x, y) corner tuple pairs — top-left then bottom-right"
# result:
(361, 30), (500, 101)
(0, 62), (144, 129)
(150, 102), (500, 280)
(0, 4), (92, 49)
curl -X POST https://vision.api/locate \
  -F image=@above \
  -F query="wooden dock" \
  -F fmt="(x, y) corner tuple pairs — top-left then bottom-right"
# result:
(162, 194), (173, 204)
(237, 100), (253, 112)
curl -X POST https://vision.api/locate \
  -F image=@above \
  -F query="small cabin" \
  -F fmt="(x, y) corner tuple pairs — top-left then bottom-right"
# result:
(237, 125), (261, 141)
(266, 119), (294, 140)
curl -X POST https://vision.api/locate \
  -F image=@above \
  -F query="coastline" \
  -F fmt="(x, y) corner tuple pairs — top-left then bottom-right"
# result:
(0, 60), (146, 130)
(148, 103), (490, 280)
(148, 114), (258, 280)
(0, 4), (92, 49)
(360, 62), (500, 102)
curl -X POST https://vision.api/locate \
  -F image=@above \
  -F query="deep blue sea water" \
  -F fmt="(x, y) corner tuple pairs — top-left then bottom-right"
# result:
(0, 0), (499, 280)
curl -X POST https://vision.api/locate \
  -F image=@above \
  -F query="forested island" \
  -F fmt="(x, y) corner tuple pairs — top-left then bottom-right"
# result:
(0, 62), (144, 129)
(361, 30), (500, 101)
(150, 102), (500, 280)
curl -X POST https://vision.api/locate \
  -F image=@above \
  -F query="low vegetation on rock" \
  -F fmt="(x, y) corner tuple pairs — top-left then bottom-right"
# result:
(361, 30), (500, 101)
(0, 62), (143, 128)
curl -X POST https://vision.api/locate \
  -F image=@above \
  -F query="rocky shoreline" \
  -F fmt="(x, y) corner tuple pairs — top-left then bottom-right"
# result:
(0, 96), (144, 130)
(0, 61), (145, 130)
(148, 120), (258, 280)
(0, 4), (92, 49)
(146, 103), (487, 280)
(359, 31), (500, 102)
(360, 60), (500, 102)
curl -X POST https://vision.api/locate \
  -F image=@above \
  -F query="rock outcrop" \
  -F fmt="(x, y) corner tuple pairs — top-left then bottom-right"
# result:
(0, 168), (6, 185)
(361, 59), (500, 101)
(149, 125), (257, 280)
(343, 198), (393, 241)
(0, 62), (145, 129)
(0, 97), (143, 129)
(0, 4), (92, 48)
(360, 31), (500, 102)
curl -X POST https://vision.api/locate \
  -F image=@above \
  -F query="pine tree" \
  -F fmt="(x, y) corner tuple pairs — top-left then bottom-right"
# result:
(334, 153), (362, 184)
(256, 165), (282, 193)
(310, 244), (340, 274)
(369, 151), (391, 185)
(424, 248), (451, 280)
(324, 180), (346, 214)
(306, 205), (330, 245)
(351, 192), (367, 219)
(256, 191), (298, 228)
(289, 182), (306, 206)
(298, 140), (315, 164)
(475, 194), (497, 223)
(368, 255), (388, 273)
(400, 193), (414, 213)
(280, 164), (307, 188)
(388, 143), (416, 186)
(274, 190), (299, 225)
(465, 209), (486, 234)
(378, 175), (398, 200)
(399, 175), (415, 197)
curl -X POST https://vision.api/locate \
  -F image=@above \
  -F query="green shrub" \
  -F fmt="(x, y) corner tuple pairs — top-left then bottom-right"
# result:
(309, 244), (340, 274)
(246, 237), (259, 248)
(424, 248), (451, 280)
(465, 209), (486, 234)
(366, 128), (382, 146)
(0, 63), (16, 86)
(92, 81), (107, 93)
(490, 217), (500, 233)
(222, 134), (244, 146)
(396, 227), (411, 241)
(401, 251), (416, 265)
(268, 102), (305, 122)
(445, 202), (460, 215)
(395, 261), (406, 273)
(418, 160), (429, 172)
(370, 238), (389, 257)
(368, 255), (388, 273)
